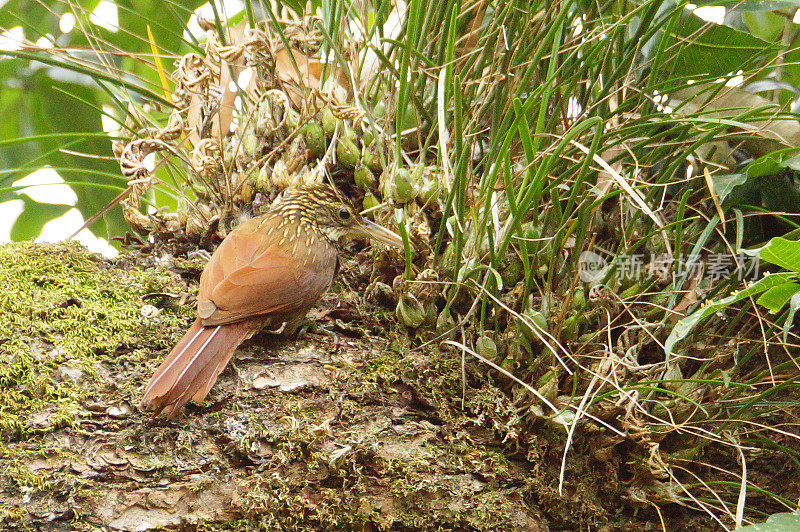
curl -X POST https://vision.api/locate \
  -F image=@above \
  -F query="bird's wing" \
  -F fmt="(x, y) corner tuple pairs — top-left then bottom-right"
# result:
(197, 218), (337, 325)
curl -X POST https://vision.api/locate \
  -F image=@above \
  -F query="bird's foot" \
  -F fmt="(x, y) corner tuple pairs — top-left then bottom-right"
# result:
(282, 318), (335, 339)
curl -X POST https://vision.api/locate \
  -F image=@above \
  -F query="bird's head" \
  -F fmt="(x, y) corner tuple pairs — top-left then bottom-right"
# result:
(277, 184), (404, 248)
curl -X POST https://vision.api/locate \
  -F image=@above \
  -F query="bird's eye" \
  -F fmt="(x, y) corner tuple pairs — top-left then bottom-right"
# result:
(338, 207), (351, 220)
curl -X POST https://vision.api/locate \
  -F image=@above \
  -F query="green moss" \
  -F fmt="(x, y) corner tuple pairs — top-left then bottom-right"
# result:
(0, 241), (589, 530)
(0, 242), (190, 438)
(0, 503), (28, 528)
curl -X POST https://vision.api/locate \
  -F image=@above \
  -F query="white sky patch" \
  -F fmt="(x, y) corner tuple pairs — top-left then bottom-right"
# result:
(90, 0), (119, 32)
(37, 208), (118, 257)
(0, 184), (118, 258)
(0, 200), (25, 242)
(186, 0), (245, 40)
(572, 16), (584, 37)
(59, 12), (76, 34)
(143, 152), (157, 172)
(348, 18), (365, 43)
(237, 67), (254, 89)
(0, 26), (24, 52)
(14, 168), (78, 205)
(35, 35), (55, 48)
(794, 9), (800, 24)
(567, 96), (583, 119)
(360, 0), (406, 79)
(652, 89), (673, 113)
(693, 5), (725, 24)
(101, 105), (122, 137)
(726, 71), (744, 87)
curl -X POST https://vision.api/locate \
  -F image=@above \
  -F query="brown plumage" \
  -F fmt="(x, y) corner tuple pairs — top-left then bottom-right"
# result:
(141, 184), (403, 418)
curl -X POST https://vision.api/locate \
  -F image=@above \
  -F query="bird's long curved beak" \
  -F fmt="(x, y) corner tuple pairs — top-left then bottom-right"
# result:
(353, 217), (404, 249)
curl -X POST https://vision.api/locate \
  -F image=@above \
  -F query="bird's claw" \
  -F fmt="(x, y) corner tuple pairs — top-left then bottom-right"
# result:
(283, 318), (335, 339)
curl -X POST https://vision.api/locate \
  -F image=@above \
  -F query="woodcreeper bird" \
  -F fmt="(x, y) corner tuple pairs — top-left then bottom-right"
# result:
(141, 184), (403, 418)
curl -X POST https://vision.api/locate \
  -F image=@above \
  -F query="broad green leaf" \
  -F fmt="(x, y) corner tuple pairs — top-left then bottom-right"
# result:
(742, 10), (786, 42)
(10, 197), (71, 241)
(711, 173), (747, 204)
(665, 272), (797, 356)
(756, 281), (800, 312)
(760, 237), (800, 272)
(690, 1), (800, 8)
(655, 8), (781, 81)
(0, 0), (96, 38)
(738, 510), (800, 532)
(0, 70), (127, 239)
(744, 149), (800, 179)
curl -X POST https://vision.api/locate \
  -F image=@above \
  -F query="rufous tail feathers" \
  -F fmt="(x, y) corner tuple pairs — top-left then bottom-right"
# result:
(141, 317), (259, 418)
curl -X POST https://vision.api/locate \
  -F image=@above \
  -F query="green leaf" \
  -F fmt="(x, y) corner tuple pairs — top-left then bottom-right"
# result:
(654, 8), (781, 81)
(756, 281), (800, 312)
(0, 0), (94, 38)
(738, 510), (800, 532)
(0, 70), (127, 239)
(744, 149), (800, 179)
(742, 10), (786, 42)
(760, 237), (800, 272)
(665, 272), (797, 356)
(711, 173), (747, 204)
(10, 197), (70, 241)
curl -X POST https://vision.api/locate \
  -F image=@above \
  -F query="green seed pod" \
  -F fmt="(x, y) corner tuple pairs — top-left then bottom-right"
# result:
(501, 355), (518, 373)
(529, 309), (548, 331)
(409, 163), (425, 197)
(519, 221), (541, 242)
(222, 142), (236, 167)
(475, 334), (498, 359)
(536, 369), (559, 402)
(321, 108), (338, 138)
(302, 122), (326, 159)
(362, 192), (380, 213)
(322, 77), (348, 103)
(440, 243), (456, 274)
(255, 99), (271, 136)
(362, 129), (375, 147)
(336, 136), (361, 168)
(373, 102), (386, 120)
(285, 107), (300, 129)
(518, 309), (547, 345)
(398, 104), (420, 134)
(500, 257), (524, 288)
(363, 144), (383, 173)
(379, 168), (393, 201)
(242, 128), (259, 158)
(354, 163), (375, 189)
(561, 315), (579, 339)
(436, 308), (455, 337)
(396, 293), (425, 329)
(392, 167), (416, 203)
(255, 164), (270, 191)
(572, 289), (586, 311)
(418, 169), (441, 204)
